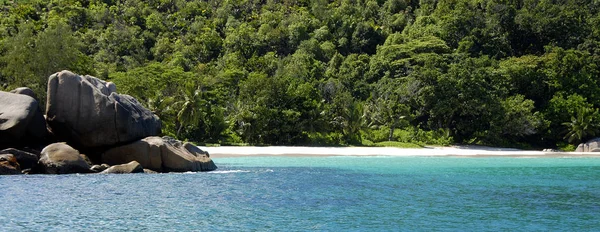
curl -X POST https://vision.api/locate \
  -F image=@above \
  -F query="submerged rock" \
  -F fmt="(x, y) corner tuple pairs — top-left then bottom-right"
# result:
(0, 154), (21, 175)
(37, 143), (92, 174)
(46, 70), (161, 148)
(102, 136), (217, 172)
(101, 161), (144, 174)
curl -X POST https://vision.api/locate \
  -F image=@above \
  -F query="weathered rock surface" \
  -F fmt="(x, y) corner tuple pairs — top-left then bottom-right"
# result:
(101, 161), (144, 174)
(46, 70), (161, 148)
(576, 138), (600, 152)
(143, 168), (158, 174)
(79, 154), (93, 166)
(36, 143), (92, 174)
(102, 136), (217, 172)
(10, 87), (38, 101)
(0, 91), (47, 147)
(90, 164), (110, 172)
(0, 154), (21, 175)
(0, 148), (39, 170)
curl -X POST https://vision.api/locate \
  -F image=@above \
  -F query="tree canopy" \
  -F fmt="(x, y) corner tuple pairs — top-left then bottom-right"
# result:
(1, 0), (599, 149)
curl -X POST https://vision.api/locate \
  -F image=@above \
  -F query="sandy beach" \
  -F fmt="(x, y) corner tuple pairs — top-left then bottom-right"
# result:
(199, 145), (600, 158)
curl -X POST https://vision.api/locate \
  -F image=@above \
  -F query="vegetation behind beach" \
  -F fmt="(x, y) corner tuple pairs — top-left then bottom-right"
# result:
(0, 0), (598, 149)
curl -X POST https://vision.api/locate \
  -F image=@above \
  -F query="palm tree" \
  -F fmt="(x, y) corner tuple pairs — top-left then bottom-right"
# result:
(341, 101), (364, 144)
(140, 91), (179, 136)
(562, 108), (600, 144)
(176, 84), (206, 138)
(363, 95), (410, 141)
(146, 91), (176, 118)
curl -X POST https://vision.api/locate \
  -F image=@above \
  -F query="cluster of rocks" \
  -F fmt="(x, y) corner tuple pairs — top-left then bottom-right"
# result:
(0, 70), (217, 175)
(542, 138), (600, 153)
(575, 138), (600, 152)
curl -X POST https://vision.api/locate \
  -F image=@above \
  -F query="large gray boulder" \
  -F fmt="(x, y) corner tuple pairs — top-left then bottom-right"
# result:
(0, 91), (47, 147)
(102, 136), (217, 172)
(46, 70), (161, 148)
(37, 143), (92, 174)
(101, 161), (144, 174)
(575, 138), (600, 152)
(0, 154), (21, 175)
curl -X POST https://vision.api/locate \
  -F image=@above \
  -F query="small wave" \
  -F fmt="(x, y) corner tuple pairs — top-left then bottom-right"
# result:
(209, 170), (250, 174)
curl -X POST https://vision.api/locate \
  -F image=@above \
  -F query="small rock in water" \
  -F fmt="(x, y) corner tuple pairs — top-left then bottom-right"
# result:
(90, 164), (110, 172)
(36, 143), (92, 174)
(0, 154), (21, 175)
(101, 161), (144, 174)
(143, 169), (158, 174)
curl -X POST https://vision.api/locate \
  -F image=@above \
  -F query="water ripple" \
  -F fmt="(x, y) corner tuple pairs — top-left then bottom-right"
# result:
(1, 157), (600, 231)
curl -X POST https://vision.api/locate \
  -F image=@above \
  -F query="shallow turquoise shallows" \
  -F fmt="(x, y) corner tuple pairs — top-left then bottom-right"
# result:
(1, 156), (600, 231)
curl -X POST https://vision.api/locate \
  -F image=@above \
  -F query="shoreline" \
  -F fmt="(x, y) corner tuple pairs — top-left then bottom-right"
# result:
(199, 146), (600, 158)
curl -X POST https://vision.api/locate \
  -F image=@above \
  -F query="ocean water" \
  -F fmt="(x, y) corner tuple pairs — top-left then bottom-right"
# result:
(1, 156), (600, 231)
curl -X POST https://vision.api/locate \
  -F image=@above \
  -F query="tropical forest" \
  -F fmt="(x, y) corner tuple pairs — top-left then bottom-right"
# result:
(0, 0), (599, 150)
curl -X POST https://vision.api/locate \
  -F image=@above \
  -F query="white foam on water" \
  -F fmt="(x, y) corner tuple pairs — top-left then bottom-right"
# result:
(209, 170), (250, 174)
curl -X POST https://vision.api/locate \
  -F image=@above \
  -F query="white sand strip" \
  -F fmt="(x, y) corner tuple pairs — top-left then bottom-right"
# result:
(198, 146), (600, 158)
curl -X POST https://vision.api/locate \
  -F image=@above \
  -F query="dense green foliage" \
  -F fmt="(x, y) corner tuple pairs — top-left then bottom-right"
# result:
(1, 0), (599, 149)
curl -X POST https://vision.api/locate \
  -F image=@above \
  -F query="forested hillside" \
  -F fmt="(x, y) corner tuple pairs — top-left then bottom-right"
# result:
(1, 0), (598, 149)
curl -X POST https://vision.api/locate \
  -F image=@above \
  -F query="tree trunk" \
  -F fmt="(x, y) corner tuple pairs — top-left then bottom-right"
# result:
(388, 126), (395, 141)
(176, 121), (182, 138)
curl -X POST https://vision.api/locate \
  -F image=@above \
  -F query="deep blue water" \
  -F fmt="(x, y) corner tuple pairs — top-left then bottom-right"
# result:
(1, 156), (600, 231)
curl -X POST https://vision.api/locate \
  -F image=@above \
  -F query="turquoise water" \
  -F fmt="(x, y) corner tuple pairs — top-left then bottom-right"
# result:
(1, 156), (600, 231)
